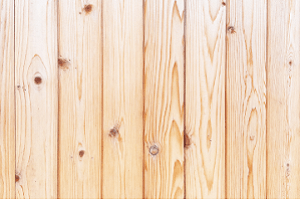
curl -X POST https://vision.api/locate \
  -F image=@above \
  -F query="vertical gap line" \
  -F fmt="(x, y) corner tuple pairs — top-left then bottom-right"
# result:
(142, 0), (146, 198)
(101, 0), (104, 198)
(224, 0), (228, 198)
(143, 0), (145, 199)
(56, 0), (60, 198)
(265, 0), (269, 198)
(183, 0), (187, 199)
(14, 0), (16, 198)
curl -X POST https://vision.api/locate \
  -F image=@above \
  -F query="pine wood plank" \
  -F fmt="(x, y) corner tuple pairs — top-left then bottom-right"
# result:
(15, 0), (58, 198)
(0, 0), (14, 198)
(102, 0), (143, 198)
(185, 0), (226, 198)
(58, 0), (102, 198)
(267, 0), (300, 198)
(226, 0), (267, 198)
(144, 0), (184, 198)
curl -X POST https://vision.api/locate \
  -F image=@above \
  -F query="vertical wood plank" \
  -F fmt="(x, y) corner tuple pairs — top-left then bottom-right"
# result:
(15, 0), (58, 198)
(144, 0), (184, 198)
(102, 0), (143, 198)
(185, 0), (226, 198)
(0, 0), (14, 198)
(58, 0), (102, 198)
(267, 0), (300, 198)
(226, 0), (267, 198)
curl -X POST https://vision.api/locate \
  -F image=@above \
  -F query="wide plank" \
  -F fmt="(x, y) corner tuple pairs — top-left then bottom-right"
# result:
(102, 0), (143, 198)
(144, 0), (184, 198)
(58, 0), (102, 198)
(226, 0), (267, 198)
(267, 0), (300, 198)
(185, 0), (226, 198)
(15, 0), (58, 198)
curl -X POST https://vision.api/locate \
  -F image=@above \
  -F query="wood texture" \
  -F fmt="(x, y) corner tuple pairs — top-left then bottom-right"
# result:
(144, 0), (184, 198)
(185, 0), (226, 198)
(267, 0), (300, 198)
(102, 0), (143, 198)
(58, 0), (102, 198)
(0, 0), (14, 198)
(15, 0), (58, 198)
(226, 0), (267, 198)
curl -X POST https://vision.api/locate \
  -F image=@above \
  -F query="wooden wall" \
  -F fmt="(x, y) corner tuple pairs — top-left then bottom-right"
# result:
(0, 0), (299, 198)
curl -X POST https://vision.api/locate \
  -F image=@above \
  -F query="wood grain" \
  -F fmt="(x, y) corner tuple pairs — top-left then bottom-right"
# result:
(58, 0), (102, 198)
(267, 0), (300, 198)
(102, 0), (143, 198)
(144, 0), (184, 198)
(226, 0), (267, 198)
(15, 0), (58, 198)
(0, 0), (14, 198)
(185, 0), (226, 198)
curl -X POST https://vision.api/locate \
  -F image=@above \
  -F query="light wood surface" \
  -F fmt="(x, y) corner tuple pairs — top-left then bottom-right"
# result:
(1, 0), (300, 199)
(15, 0), (58, 198)
(185, 0), (226, 198)
(267, 0), (300, 198)
(144, 0), (185, 198)
(58, 0), (102, 198)
(0, 0), (14, 198)
(102, 0), (143, 198)
(226, 0), (267, 198)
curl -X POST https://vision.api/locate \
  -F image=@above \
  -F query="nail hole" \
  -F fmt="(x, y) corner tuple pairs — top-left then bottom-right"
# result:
(79, 150), (85, 157)
(149, 145), (159, 156)
(289, 61), (293, 65)
(222, 2), (226, 6)
(34, 76), (42, 85)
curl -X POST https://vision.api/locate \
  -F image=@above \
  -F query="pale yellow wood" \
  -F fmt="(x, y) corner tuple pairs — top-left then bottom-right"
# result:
(185, 0), (226, 198)
(15, 0), (58, 198)
(0, 0), (14, 198)
(144, 0), (184, 198)
(267, 0), (300, 198)
(58, 0), (102, 198)
(226, 0), (267, 198)
(102, 0), (143, 199)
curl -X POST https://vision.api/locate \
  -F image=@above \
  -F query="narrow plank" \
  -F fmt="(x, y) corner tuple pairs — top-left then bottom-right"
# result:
(0, 0), (14, 198)
(267, 0), (300, 198)
(226, 0), (267, 198)
(102, 0), (143, 198)
(185, 0), (226, 198)
(15, 0), (58, 198)
(58, 0), (102, 198)
(144, 0), (184, 198)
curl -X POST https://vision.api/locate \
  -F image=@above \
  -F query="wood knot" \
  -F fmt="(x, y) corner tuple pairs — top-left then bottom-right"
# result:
(149, 145), (159, 156)
(227, 26), (236, 34)
(185, 133), (192, 148)
(34, 76), (42, 85)
(83, 4), (93, 14)
(249, 135), (255, 141)
(109, 127), (119, 137)
(289, 60), (293, 66)
(58, 58), (70, 70)
(79, 150), (85, 157)
(15, 174), (20, 182)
